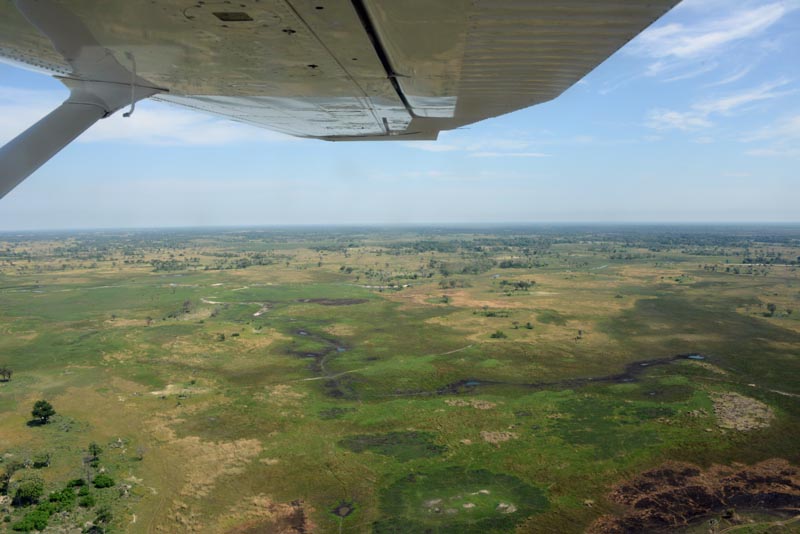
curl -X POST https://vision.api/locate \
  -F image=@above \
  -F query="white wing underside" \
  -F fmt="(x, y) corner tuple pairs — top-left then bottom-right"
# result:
(1, 0), (677, 141)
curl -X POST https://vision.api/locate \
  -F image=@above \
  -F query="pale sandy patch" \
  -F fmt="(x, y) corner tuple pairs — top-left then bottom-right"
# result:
(445, 399), (497, 410)
(480, 431), (517, 444)
(711, 392), (774, 431)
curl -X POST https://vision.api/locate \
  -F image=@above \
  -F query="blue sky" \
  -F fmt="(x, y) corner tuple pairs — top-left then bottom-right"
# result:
(1, 0), (798, 230)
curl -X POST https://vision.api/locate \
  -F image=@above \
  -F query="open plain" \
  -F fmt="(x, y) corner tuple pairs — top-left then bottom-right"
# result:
(0, 225), (798, 533)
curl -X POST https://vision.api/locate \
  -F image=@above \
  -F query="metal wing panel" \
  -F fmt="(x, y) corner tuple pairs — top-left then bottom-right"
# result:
(0, 0), (678, 140)
(363, 0), (678, 130)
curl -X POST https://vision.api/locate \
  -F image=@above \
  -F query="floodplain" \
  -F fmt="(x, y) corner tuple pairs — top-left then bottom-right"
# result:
(0, 225), (798, 533)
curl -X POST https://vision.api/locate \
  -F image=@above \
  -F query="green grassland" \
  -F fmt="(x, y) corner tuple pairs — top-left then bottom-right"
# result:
(0, 226), (798, 533)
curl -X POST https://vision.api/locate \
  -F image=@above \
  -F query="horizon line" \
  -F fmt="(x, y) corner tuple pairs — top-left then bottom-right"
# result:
(2, 221), (800, 234)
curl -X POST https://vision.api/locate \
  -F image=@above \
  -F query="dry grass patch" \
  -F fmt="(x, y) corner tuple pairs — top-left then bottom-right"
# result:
(267, 384), (306, 406)
(711, 392), (774, 431)
(480, 431), (518, 445)
(219, 494), (313, 534)
(323, 323), (357, 338)
(686, 360), (728, 375)
(235, 329), (290, 352)
(174, 436), (263, 498)
(445, 399), (497, 410)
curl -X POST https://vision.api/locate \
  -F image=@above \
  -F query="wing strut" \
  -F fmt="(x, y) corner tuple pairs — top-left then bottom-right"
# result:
(0, 0), (162, 199)
(0, 80), (160, 199)
(0, 96), (104, 199)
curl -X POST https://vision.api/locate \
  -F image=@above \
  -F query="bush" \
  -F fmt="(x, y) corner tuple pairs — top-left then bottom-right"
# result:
(13, 475), (44, 506)
(95, 505), (113, 524)
(67, 478), (86, 488)
(78, 493), (96, 508)
(93, 474), (115, 488)
(78, 485), (90, 496)
(11, 508), (49, 531)
(489, 330), (507, 339)
(48, 488), (76, 511)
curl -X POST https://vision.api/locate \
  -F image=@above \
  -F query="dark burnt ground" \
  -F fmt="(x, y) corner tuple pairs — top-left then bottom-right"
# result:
(286, 329), (357, 399)
(297, 298), (368, 306)
(338, 431), (446, 462)
(589, 459), (800, 533)
(331, 501), (356, 518)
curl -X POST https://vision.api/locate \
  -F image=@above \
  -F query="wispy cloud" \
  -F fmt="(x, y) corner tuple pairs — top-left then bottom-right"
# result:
(470, 152), (549, 158)
(403, 134), (548, 158)
(402, 142), (460, 153)
(646, 109), (712, 131)
(625, 2), (794, 84)
(694, 79), (794, 115)
(646, 80), (794, 130)
(0, 86), (293, 146)
(743, 113), (800, 141)
(745, 147), (800, 157)
(742, 113), (800, 158)
(703, 66), (753, 87)
(633, 3), (787, 60)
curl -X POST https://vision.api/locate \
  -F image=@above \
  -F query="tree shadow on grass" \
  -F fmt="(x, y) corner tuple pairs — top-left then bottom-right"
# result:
(25, 419), (47, 427)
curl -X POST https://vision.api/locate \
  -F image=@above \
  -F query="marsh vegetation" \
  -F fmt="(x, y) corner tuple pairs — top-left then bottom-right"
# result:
(0, 225), (798, 532)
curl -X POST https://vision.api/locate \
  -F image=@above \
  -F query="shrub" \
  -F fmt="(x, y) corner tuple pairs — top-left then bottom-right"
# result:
(13, 475), (44, 506)
(93, 474), (115, 488)
(11, 508), (49, 531)
(78, 494), (96, 508)
(48, 488), (76, 511)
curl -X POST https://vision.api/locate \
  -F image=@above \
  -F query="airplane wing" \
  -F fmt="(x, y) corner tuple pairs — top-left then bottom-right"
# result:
(0, 0), (678, 198)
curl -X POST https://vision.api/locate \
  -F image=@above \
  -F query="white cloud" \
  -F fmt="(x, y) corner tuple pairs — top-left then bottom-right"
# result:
(470, 152), (549, 158)
(704, 66), (753, 87)
(694, 80), (794, 115)
(633, 3), (788, 60)
(626, 2), (796, 83)
(745, 147), (800, 157)
(645, 80), (794, 131)
(82, 105), (293, 146)
(401, 141), (459, 152)
(0, 86), (294, 146)
(646, 109), (712, 131)
(403, 133), (547, 158)
(663, 62), (719, 82)
(743, 113), (800, 141)
(742, 113), (800, 158)
(693, 136), (715, 144)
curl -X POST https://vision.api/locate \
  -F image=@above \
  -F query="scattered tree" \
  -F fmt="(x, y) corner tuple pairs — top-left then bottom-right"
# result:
(95, 505), (113, 524)
(88, 442), (102, 460)
(490, 330), (507, 339)
(31, 400), (55, 424)
(0, 367), (12, 381)
(1, 459), (23, 495)
(13, 474), (44, 506)
(31, 453), (51, 469)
